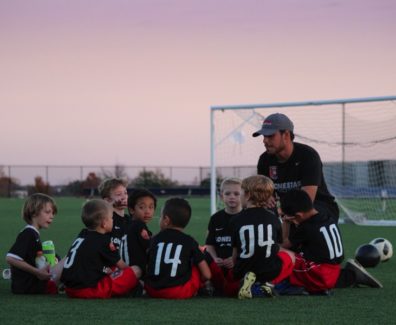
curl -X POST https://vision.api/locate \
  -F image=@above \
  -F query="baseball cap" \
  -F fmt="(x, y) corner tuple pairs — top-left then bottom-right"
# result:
(252, 113), (294, 137)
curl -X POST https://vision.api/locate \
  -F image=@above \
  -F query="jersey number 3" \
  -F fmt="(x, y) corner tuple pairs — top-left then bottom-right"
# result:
(64, 238), (85, 268)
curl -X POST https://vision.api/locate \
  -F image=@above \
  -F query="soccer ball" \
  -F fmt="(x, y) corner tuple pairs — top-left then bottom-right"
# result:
(369, 238), (393, 262)
(355, 244), (381, 268)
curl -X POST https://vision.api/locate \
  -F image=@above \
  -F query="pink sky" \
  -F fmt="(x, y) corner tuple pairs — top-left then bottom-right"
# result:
(1, 0), (395, 167)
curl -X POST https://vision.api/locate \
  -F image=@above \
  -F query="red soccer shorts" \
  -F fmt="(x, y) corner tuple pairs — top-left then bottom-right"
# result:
(144, 266), (202, 299)
(289, 253), (341, 293)
(209, 261), (240, 297)
(65, 267), (138, 299)
(45, 280), (58, 294)
(271, 251), (294, 284)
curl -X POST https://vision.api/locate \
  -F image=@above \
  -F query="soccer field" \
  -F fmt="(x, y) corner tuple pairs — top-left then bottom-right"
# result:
(0, 197), (395, 325)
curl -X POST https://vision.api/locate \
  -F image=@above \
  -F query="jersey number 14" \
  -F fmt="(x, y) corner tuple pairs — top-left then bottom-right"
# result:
(154, 242), (182, 277)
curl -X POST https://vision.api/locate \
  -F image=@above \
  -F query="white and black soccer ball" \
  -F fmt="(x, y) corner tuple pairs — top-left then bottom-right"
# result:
(369, 238), (393, 262)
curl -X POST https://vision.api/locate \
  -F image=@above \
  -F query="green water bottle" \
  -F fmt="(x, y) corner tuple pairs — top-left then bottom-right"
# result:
(42, 240), (56, 266)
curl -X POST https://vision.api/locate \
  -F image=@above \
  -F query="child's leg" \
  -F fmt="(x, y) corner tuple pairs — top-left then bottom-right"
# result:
(50, 257), (65, 286)
(110, 267), (139, 297)
(65, 277), (113, 299)
(208, 260), (226, 292)
(289, 254), (341, 292)
(145, 267), (201, 299)
(223, 270), (241, 297)
(65, 267), (139, 299)
(271, 251), (294, 284)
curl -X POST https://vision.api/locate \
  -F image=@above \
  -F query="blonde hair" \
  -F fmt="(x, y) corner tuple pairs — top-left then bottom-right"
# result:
(220, 177), (242, 193)
(242, 175), (274, 208)
(98, 178), (127, 199)
(22, 193), (57, 224)
(81, 199), (112, 230)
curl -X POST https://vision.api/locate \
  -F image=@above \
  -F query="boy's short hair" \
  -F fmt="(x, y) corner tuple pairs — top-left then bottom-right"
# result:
(280, 189), (313, 216)
(162, 198), (191, 228)
(128, 188), (157, 209)
(98, 178), (127, 199)
(220, 177), (242, 193)
(241, 175), (274, 208)
(81, 199), (112, 230)
(22, 193), (57, 224)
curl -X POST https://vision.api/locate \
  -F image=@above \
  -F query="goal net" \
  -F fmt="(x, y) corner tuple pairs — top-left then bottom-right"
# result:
(210, 96), (396, 226)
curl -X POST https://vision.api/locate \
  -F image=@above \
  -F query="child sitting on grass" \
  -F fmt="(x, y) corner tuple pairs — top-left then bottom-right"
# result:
(205, 177), (242, 296)
(61, 199), (142, 299)
(232, 175), (295, 299)
(6, 193), (61, 294)
(126, 188), (157, 272)
(144, 198), (211, 299)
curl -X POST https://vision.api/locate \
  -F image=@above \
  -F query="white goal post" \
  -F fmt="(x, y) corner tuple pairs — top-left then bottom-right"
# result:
(210, 96), (396, 226)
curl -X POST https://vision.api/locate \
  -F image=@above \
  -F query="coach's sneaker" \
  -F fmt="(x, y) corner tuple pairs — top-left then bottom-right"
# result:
(345, 259), (383, 288)
(238, 272), (256, 299)
(251, 282), (275, 298)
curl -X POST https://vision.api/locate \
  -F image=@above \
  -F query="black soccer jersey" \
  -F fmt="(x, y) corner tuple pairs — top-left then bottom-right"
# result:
(6, 225), (47, 294)
(126, 219), (152, 271)
(145, 228), (205, 289)
(61, 229), (121, 289)
(110, 212), (131, 262)
(231, 207), (283, 282)
(205, 209), (236, 258)
(289, 212), (344, 264)
(257, 142), (339, 219)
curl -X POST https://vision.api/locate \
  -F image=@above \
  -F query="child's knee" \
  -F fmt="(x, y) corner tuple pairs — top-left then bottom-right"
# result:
(131, 265), (142, 278)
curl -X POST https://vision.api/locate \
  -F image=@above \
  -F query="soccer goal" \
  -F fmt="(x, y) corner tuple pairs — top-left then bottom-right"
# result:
(210, 96), (396, 226)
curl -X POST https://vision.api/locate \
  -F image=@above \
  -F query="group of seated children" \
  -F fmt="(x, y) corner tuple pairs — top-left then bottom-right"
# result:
(6, 176), (382, 299)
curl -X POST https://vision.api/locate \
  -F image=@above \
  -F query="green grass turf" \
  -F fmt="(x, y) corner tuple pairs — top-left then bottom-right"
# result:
(0, 197), (395, 325)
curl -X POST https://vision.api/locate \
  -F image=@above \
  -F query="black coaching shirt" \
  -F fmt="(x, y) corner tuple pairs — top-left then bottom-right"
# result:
(110, 212), (131, 262)
(231, 207), (283, 282)
(126, 219), (152, 271)
(289, 212), (344, 264)
(257, 142), (339, 219)
(145, 228), (205, 289)
(205, 209), (235, 259)
(7, 225), (47, 294)
(61, 229), (121, 289)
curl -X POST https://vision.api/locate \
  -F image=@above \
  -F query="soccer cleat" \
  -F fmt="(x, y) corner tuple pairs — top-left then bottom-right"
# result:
(344, 258), (383, 288)
(238, 272), (256, 299)
(251, 282), (275, 298)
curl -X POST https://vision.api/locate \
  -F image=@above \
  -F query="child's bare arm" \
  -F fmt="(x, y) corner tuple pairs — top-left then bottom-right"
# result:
(205, 245), (224, 266)
(115, 259), (128, 270)
(6, 256), (51, 281)
(197, 260), (211, 281)
(232, 247), (237, 265)
(281, 218), (293, 249)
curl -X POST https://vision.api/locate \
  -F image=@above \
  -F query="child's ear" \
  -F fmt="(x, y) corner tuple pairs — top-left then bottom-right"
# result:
(163, 215), (171, 226)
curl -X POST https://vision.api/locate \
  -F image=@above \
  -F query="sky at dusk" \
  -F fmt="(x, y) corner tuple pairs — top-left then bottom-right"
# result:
(1, 0), (396, 168)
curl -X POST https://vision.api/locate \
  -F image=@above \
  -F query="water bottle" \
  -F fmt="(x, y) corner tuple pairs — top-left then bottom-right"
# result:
(35, 251), (47, 269)
(42, 240), (56, 266)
